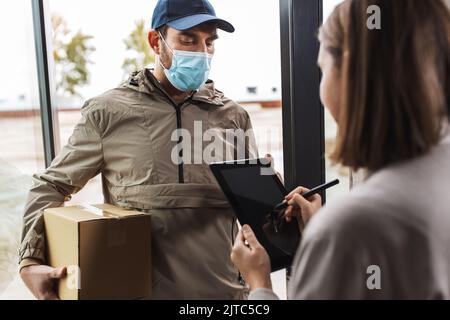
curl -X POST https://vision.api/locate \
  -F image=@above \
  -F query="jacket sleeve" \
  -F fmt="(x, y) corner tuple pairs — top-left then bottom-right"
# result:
(287, 203), (393, 300)
(19, 103), (104, 265)
(248, 288), (280, 300)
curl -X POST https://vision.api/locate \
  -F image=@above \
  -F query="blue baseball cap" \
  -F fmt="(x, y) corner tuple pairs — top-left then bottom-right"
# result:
(151, 0), (235, 33)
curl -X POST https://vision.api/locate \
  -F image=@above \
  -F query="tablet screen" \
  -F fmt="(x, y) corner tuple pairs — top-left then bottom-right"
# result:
(220, 166), (286, 217)
(210, 160), (301, 271)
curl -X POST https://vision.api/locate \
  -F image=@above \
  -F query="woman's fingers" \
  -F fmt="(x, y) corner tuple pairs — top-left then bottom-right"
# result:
(231, 228), (248, 263)
(284, 205), (300, 221)
(297, 215), (306, 232)
(282, 186), (324, 232)
(242, 225), (261, 250)
(284, 206), (293, 222)
(288, 193), (310, 207)
(234, 228), (245, 246)
(231, 225), (272, 291)
(285, 186), (310, 200)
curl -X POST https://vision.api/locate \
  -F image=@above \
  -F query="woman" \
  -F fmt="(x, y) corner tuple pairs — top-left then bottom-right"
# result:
(231, 0), (450, 299)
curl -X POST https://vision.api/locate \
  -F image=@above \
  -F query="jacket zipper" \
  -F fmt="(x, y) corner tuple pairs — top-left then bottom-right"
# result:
(175, 105), (184, 183)
(153, 86), (193, 184)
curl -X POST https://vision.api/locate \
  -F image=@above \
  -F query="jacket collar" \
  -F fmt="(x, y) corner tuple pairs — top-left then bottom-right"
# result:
(123, 68), (225, 107)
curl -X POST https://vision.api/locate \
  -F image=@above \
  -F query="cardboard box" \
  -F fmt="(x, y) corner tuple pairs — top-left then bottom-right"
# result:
(44, 204), (151, 300)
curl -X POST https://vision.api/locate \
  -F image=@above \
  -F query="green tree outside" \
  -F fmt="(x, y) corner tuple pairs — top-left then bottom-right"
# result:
(122, 19), (155, 77)
(51, 14), (96, 97)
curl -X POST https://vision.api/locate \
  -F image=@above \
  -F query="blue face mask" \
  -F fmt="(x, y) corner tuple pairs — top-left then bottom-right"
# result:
(159, 32), (213, 92)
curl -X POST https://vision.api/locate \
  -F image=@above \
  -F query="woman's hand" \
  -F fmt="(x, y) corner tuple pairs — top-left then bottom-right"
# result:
(231, 225), (272, 291)
(284, 187), (322, 232)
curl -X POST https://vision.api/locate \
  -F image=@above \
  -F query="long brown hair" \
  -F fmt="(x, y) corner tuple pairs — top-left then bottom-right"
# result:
(320, 0), (450, 172)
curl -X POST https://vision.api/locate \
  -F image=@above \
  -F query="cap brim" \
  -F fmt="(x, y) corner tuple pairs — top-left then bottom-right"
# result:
(167, 14), (235, 33)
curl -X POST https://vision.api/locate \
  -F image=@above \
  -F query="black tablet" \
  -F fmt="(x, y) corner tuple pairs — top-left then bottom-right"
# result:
(210, 159), (301, 272)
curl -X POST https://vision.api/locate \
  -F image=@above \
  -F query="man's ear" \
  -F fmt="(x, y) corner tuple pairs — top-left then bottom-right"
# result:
(148, 30), (161, 55)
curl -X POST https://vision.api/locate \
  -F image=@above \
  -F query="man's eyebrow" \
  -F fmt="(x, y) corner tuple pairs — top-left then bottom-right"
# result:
(178, 31), (197, 38)
(177, 31), (219, 41)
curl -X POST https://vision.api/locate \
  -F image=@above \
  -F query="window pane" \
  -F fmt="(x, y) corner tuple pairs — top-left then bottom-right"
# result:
(209, 0), (283, 176)
(47, 0), (285, 298)
(322, 0), (350, 203)
(209, 0), (285, 299)
(0, 1), (45, 298)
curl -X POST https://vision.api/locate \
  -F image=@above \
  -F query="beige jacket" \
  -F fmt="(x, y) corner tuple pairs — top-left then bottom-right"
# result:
(20, 69), (257, 299)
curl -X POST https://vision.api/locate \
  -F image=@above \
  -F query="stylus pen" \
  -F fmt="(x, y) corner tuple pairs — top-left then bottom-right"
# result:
(273, 179), (340, 211)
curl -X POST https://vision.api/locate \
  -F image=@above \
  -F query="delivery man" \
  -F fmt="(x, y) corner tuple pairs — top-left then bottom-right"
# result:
(19, 0), (257, 300)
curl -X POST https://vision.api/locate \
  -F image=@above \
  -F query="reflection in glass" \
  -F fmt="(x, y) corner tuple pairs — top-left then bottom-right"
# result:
(0, 1), (45, 298)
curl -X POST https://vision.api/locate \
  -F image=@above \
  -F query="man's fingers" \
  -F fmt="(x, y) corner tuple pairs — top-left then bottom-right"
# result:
(264, 154), (275, 167)
(242, 225), (260, 250)
(50, 267), (67, 279)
